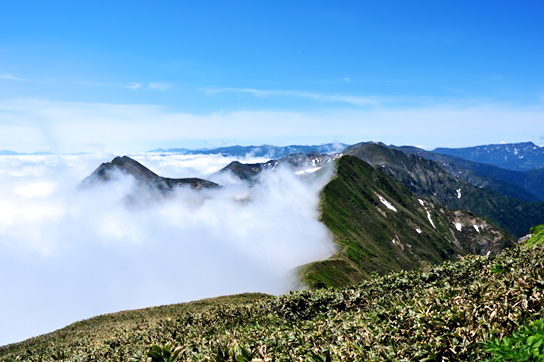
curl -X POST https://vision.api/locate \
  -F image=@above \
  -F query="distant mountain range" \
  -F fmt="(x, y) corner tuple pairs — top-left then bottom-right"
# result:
(434, 142), (544, 171)
(149, 143), (348, 158)
(393, 145), (544, 201)
(4, 141), (544, 173)
(0, 150), (53, 156)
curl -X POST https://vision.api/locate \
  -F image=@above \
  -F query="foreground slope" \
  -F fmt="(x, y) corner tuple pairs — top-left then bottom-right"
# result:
(1, 235), (542, 361)
(301, 155), (512, 288)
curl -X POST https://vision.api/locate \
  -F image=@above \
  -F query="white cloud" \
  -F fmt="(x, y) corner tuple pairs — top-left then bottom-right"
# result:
(203, 87), (380, 106)
(149, 82), (173, 91)
(0, 73), (30, 82)
(127, 82), (142, 90)
(0, 98), (543, 153)
(80, 81), (172, 91)
(0, 153), (336, 346)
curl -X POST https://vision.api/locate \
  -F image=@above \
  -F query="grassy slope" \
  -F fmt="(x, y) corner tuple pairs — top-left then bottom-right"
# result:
(1, 241), (542, 361)
(0, 294), (271, 360)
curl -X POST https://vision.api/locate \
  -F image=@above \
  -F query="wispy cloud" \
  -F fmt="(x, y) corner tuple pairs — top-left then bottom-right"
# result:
(126, 82), (142, 90)
(0, 73), (31, 82)
(124, 82), (172, 91)
(148, 82), (173, 91)
(78, 81), (172, 91)
(203, 87), (380, 106)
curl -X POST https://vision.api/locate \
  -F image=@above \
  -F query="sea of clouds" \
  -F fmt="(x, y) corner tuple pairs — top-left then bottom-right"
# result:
(0, 153), (336, 346)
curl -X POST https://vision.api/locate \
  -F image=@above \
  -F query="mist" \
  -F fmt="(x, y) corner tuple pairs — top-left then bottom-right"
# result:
(0, 153), (336, 346)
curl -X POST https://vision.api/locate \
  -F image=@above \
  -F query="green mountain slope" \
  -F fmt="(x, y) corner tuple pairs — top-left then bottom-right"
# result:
(300, 155), (512, 288)
(1, 240), (542, 361)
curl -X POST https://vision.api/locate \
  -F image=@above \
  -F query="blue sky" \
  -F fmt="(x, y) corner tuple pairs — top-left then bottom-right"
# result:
(1, 0), (543, 153)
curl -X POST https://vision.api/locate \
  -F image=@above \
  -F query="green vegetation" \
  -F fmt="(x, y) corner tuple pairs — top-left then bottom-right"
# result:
(1, 238), (542, 361)
(485, 319), (544, 361)
(528, 224), (544, 248)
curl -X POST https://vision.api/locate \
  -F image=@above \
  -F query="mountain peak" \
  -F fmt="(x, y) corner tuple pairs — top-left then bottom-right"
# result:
(81, 156), (219, 194)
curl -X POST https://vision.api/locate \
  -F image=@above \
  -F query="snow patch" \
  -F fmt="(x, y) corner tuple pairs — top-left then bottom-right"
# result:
(426, 211), (436, 229)
(473, 225), (480, 233)
(294, 167), (322, 175)
(377, 194), (397, 212)
(418, 199), (425, 206)
(456, 189), (462, 199)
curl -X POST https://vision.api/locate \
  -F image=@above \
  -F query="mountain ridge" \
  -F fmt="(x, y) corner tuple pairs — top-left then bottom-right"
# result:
(344, 142), (544, 237)
(394, 145), (544, 201)
(150, 143), (348, 158)
(433, 141), (544, 171)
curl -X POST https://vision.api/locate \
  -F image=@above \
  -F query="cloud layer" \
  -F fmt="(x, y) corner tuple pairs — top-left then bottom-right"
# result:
(1, 98), (544, 153)
(0, 154), (336, 346)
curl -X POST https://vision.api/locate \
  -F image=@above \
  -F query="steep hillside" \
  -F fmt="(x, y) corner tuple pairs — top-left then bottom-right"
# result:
(300, 155), (512, 288)
(1, 238), (542, 361)
(345, 143), (544, 237)
(434, 142), (544, 171)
